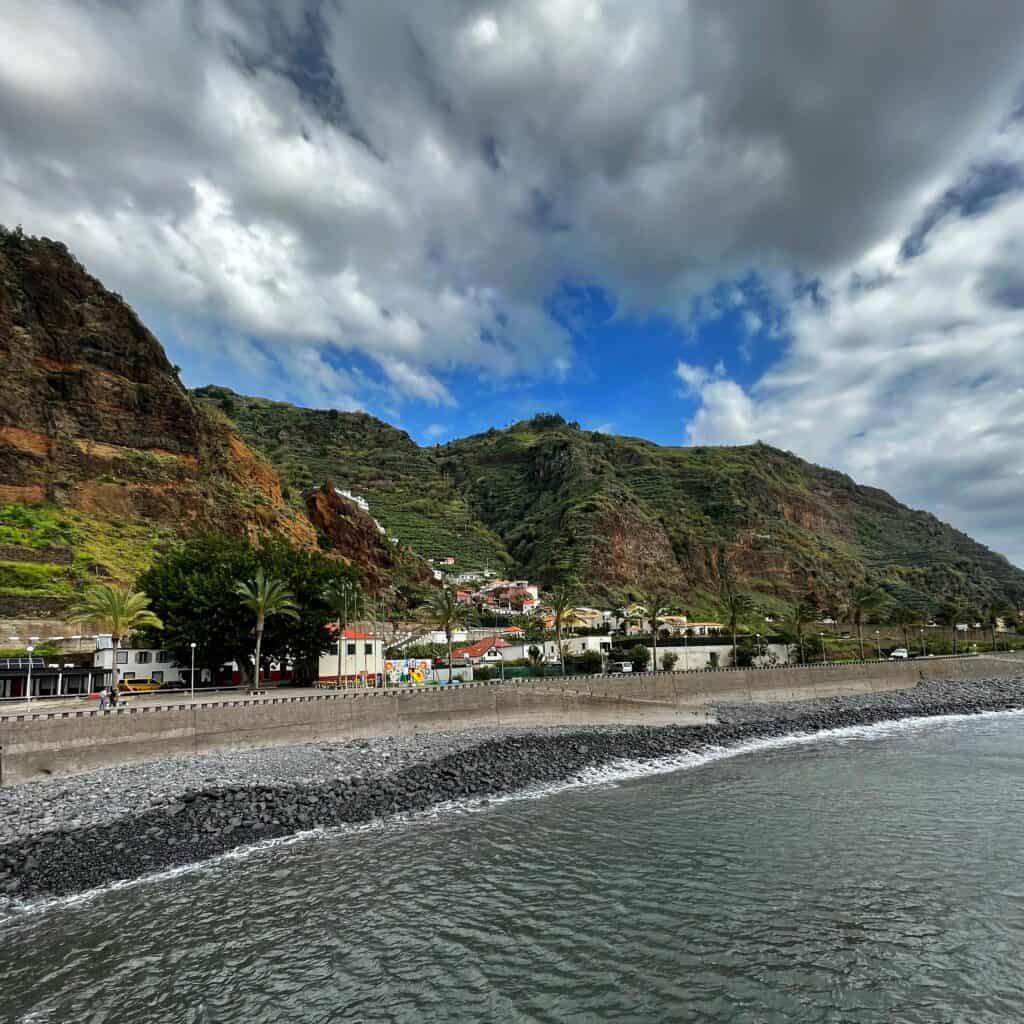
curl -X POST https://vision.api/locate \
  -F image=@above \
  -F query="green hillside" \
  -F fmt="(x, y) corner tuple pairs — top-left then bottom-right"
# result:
(192, 386), (511, 572)
(435, 414), (1024, 612)
(194, 394), (1024, 614)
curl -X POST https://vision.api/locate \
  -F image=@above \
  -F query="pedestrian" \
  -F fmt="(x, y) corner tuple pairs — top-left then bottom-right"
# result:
(109, 680), (119, 708)
(98, 686), (109, 711)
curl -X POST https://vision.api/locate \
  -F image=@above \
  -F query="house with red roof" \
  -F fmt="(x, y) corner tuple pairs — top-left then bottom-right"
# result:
(317, 624), (385, 684)
(450, 635), (509, 664)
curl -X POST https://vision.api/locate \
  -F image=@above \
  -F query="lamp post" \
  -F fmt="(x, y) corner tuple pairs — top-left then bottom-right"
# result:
(920, 628), (927, 657)
(190, 642), (197, 702)
(875, 629), (881, 659)
(496, 647), (505, 683)
(26, 644), (34, 704)
(819, 632), (826, 663)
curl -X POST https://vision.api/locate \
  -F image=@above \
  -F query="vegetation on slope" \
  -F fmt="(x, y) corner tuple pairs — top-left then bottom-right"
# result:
(193, 386), (511, 572)
(436, 414), (1024, 612)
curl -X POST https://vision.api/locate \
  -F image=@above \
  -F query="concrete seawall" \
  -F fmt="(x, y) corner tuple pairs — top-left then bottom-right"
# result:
(0, 656), (1013, 783)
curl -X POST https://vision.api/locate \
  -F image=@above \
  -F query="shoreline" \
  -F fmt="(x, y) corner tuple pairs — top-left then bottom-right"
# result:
(3, 675), (1024, 902)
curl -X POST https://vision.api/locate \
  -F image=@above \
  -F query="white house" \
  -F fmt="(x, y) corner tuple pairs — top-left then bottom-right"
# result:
(335, 488), (370, 512)
(93, 643), (190, 686)
(317, 627), (386, 683)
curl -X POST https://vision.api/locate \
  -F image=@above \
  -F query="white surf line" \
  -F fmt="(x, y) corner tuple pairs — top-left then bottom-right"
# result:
(4, 706), (1024, 920)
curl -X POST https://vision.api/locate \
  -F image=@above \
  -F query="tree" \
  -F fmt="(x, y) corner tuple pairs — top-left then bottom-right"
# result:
(786, 597), (818, 664)
(627, 643), (650, 672)
(717, 548), (754, 667)
(661, 651), (679, 671)
(426, 586), (470, 684)
(139, 534), (357, 687)
(545, 584), (577, 676)
(845, 585), (886, 661)
(890, 606), (920, 653)
(234, 569), (300, 689)
(323, 579), (362, 684)
(68, 585), (162, 689)
(985, 600), (1013, 652)
(640, 590), (672, 683)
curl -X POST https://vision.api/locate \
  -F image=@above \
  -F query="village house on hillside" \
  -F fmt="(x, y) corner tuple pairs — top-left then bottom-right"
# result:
(450, 636), (510, 664)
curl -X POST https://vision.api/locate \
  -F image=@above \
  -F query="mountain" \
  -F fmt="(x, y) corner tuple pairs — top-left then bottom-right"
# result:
(192, 385), (512, 572)
(0, 227), (315, 617)
(2, 228), (1021, 620)
(199, 386), (1024, 614)
(436, 414), (1024, 614)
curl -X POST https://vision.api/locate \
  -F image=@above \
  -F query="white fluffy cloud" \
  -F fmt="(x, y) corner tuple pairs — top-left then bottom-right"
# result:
(4, 2), (1024, 562)
(3, 1), (1024, 407)
(679, 128), (1024, 565)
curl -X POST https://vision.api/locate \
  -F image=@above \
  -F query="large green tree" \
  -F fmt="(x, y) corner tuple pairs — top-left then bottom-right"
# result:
(137, 534), (357, 685)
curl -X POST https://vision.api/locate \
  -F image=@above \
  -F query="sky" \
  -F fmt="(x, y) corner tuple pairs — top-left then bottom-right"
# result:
(3, 2), (1024, 564)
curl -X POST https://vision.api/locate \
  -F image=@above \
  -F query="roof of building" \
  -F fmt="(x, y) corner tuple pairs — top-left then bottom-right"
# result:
(325, 623), (377, 640)
(451, 636), (509, 659)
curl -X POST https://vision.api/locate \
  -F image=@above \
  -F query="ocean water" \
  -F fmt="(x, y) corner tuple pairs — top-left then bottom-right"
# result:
(4, 712), (1024, 1023)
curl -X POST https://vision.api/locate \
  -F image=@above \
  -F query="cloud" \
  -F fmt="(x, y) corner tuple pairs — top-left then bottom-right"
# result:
(680, 141), (1024, 567)
(3, 1), (1024, 410)
(424, 423), (449, 440)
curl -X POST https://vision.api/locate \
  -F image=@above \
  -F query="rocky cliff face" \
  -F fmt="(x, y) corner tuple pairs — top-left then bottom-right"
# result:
(304, 483), (435, 593)
(0, 227), (315, 551)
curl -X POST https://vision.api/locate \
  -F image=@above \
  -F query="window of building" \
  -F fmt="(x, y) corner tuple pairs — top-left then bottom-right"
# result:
(136, 651), (152, 664)
(347, 643), (356, 656)
(364, 643), (373, 655)
(122, 672), (135, 680)
(152, 671), (163, 683)
(115, 651), (129, 664)
(157, 651), (171, 663)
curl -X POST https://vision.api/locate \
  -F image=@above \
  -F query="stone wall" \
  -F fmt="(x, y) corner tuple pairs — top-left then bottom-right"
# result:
(0, 656), (1004, 783)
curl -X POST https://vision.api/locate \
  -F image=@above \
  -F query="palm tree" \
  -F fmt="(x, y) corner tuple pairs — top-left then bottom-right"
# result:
(717, 547), (753, 667)
(890, 606), (919, 653)
(641, 590), (672, 677)
(546, 585), (577, 676)
(426, 586), (470, 684)
(787, 598), (818, 664)
(235, 569), (300, 688)
(846, 585), (886, 661)
(68, 584), (163, 690)
(323, 578), (361, 685)
(985, 601), (1012, 652)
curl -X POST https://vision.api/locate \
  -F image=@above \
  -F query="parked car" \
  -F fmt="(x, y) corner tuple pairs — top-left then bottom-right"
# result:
(889, 647), (909, 660)
(608, 661), (634, 674)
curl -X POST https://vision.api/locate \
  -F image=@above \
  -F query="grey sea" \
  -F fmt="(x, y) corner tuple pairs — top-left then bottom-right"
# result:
(4, 711), (1024, 1023)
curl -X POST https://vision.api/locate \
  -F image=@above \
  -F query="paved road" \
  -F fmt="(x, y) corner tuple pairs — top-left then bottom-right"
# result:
(0, 684), (407, 718)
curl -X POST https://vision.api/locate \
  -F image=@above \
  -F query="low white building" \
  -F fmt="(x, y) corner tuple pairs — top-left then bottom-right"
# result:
(317, 627), (386, 683)
(93, 644), (190, 686)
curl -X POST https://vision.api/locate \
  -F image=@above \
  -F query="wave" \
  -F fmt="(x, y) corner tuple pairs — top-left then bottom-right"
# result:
(5, 706), (1023, 922)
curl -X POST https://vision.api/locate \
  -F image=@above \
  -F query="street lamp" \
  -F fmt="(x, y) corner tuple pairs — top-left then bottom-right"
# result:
(190, 642), (197, 702)
(920, 628), (927, 657)
(496, 647), (505, 683)
(875, 629), (881, 659)
(755, 633), (761, 664)
(26, 644), (33, 703)
(819, 632), (826, 663)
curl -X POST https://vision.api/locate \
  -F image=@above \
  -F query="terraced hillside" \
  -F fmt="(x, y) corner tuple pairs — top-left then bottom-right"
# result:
(435, 415), (1024, 611)
(192, 386), (511, 572)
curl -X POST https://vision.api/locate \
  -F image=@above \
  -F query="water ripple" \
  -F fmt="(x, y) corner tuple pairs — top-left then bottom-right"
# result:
(5, 712), (1024, 1022)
